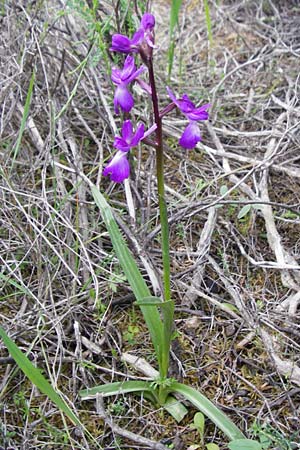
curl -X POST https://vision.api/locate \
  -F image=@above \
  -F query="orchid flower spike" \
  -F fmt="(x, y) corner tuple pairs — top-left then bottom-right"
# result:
(167, 87), (210, 149)
(103, 120), (145, 183)
(111, 55), (145, 114)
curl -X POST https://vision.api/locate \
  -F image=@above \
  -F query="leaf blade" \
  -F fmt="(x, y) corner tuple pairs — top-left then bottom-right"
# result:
(170, 382), (245, 441)
(0, 326), (80, 426)
(91, 185), (164, 372)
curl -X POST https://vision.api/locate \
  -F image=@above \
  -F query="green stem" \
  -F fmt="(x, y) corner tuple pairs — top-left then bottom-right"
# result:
(147, 59), (174, 381)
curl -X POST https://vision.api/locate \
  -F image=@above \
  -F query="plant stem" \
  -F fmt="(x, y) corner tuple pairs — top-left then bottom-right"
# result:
(147, 58), (174, 382)
(147, 60), (171, 303)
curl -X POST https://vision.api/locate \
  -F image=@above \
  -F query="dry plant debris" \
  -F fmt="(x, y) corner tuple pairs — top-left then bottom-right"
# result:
(0, 1), (300, 449)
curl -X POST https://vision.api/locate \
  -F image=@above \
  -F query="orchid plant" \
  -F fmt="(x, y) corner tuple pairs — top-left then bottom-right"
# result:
(80, 12), (261, 449)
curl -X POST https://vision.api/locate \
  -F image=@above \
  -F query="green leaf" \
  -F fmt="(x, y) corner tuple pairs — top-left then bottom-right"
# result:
(0, 272), (35, 299)
(228, 439), (262, 450)
(168, 0), (182, 80)
(222, 303), (239, 312)
(0, 326), (80, 426)
(80, 380), (188, 422)
(80, 380), (158, 405)
(135, 296), (172, 306)
(80, 380), (154, 398)
(252, 204), (263, 211)
(135, 295), (174, 378)
(204, 0), (213, 46)
(170, 382), (245, 441)
(194, 411), (205, 435)
(237, 204), (252, 219)
(164, 395), (188, 422)
(220, 185), (228, 196)
(10, 70), (35, 172)
(91, 185), (165, 374)
(206, 444), (220, 450)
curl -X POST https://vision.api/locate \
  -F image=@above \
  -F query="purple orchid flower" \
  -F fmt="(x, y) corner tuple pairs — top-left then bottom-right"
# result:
(114, 120), (145, 151)
(167, 87), (210, 149)
(111, 55), (145, 114)
(103, 120), (145, 183)
(110, 29), (144, 54)
(110, 13), (155, 54)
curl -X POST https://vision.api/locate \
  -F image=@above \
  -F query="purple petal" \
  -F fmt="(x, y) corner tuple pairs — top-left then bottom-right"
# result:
(103, 151), (130, 183)
(179, 122), (202, 149)
(131, 29), (144, 47)
(186, 103), (210, 121)
(111, 67), (122, 84)
(114, 85), (134, 114)
(130, 123), (145, 146)
(121, 120), (133, 143)
(136, 78), (152, 95)
(166, 86), (177, 104)
(145, 34), (156, 48)
(141, 13), (155, 31)
(143, 123), (157, 139)
(178, 94), (196, 113)
(121, 55), (136, 80)
(110, 34), (132, 53)
(167, 87), (193, 112)
(125, 64), (146, 84)
(114, 136), (130, 152)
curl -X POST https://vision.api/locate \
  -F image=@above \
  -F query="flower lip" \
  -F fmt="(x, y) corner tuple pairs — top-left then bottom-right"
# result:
(179, 122), (202, 149)
(103, 121), (147, 183)
(111, 56), (146, 114)
(103, 151), (130, 183)
(113, 85), (134, 114)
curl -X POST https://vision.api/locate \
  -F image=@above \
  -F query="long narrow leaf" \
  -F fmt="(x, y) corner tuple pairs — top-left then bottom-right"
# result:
(10, 70), (35, 171)
(204, 0), (213, 47)
(0, 326), (81, 426)
(80, 380), (188, 422)
(0, 272), (35, 299)
(91, 185), (164, 372)
(168, 0), (182, 80)
(80, 380), (154, 399)
(171, 382), (245, 441)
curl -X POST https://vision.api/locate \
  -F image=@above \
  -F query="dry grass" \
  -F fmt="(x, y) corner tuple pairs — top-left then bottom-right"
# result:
(0, 1), (300, 449)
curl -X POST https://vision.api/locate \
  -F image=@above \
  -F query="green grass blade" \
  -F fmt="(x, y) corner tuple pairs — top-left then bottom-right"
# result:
(91, 185), (164, 373)
(10, 70), (35, 172)
(0, 272), (35, 299)
(0, 326), (81, 426)
(171, 382), (245, 441)
(204, 0), (213, 47)
(168, 0), (182, 80)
